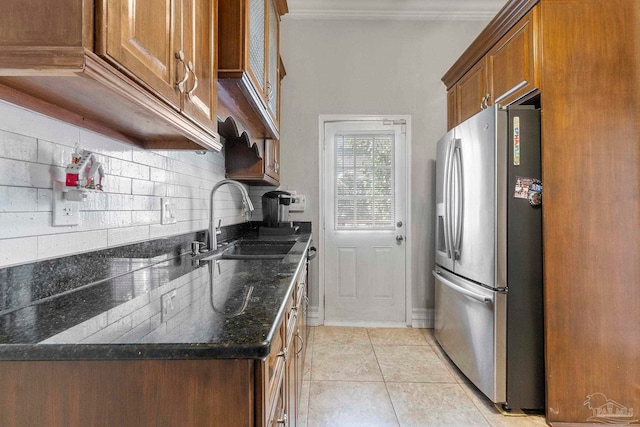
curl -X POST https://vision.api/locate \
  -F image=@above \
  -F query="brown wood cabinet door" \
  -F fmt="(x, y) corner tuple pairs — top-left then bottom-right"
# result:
(97, 0), (181, 108)
(487, 8), (539, 107)
(182, 0), (216, 133)
(456, 57), (488, 124)
(265, 139), (280, 182)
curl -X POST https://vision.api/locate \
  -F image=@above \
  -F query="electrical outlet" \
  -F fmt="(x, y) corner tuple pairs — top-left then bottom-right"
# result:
(161, 198), (177, 225)
(52, 181), (79, 226)
(289, 194), (306, 212)
(161, 289), (178, 323)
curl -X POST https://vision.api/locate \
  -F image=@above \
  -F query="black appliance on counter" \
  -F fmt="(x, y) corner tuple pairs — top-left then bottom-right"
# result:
(260, 190), (298, 235)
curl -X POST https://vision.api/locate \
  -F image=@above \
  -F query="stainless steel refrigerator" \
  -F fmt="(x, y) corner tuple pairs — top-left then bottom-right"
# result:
(434, 105), (544, 411)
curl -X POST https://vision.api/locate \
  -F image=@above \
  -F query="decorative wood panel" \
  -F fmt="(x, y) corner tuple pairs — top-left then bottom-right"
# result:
(540, 0), (640, 424)
(0, 359), (254, 427)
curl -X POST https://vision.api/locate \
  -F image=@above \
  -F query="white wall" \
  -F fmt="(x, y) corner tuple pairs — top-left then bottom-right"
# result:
(277, 18), (489, 320)
(0, 100), (249, 268)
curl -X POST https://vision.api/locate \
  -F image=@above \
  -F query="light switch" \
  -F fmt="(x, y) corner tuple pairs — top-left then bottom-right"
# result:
(161, 198), (177, 224)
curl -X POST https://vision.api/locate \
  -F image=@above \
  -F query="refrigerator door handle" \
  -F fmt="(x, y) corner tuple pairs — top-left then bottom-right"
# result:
(433, 270), (492, 304)
(453, 139), (463, 259)
(443, 138), (454, 259)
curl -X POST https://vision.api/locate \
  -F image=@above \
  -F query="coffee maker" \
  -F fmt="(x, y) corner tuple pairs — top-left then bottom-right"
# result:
(260, 190), (298, 235)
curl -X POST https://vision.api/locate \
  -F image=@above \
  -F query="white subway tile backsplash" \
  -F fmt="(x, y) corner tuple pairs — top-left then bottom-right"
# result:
(131, 179), (166, 197)
(0, 236), (38, 266)
(0, 212), (50, 238)
(149, 222), (180, 239)
(0, 99), (79, 145)
(82, 191), (109, 211)
(80, 211), (132, 231)
(0, 187), (38, 212)
(0, 100), (246, 268)
(0, 130), (38, 161)
(37, 189), (52, 212)
(131, 195), (161, 211)
(78, 128), (133, 161)
(108, 157), (150, 180)
(37, 230), (108, 260)
(36, 139), (76, 166)
(108, 225), (151, 247)
(133, 149), (168, 170)
(132, 210), (160, 225)
(103, 175), (133, 195)
(106, 194), (134, 211)
(0, 158), (34, 187)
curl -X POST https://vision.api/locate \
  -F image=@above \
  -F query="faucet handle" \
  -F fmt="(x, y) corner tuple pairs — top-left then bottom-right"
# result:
(215, 219), (222, 235)
(191, 241), (207, 255)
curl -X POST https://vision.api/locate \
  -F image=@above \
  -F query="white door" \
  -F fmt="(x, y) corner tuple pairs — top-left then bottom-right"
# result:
(323, 119), (407, 324)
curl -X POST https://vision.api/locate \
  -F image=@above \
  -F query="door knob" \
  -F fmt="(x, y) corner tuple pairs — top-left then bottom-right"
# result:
(396, 235), (404, 242)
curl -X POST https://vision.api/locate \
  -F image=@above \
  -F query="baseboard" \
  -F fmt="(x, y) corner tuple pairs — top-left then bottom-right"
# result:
(307, 306), (434, 328)
(307, 306), (322, 326)
(411, 308), (434, 328)
(323, 320), (408, 328)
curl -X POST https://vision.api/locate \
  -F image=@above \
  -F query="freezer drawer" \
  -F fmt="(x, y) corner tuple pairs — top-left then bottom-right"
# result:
(433, 269), (506, 403)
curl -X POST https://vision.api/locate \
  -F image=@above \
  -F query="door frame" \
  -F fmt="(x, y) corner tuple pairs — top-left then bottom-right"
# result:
(318, 114), (412, 326)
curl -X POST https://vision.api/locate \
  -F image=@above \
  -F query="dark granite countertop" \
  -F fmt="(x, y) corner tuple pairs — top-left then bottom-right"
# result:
(0, 225), (312, 361)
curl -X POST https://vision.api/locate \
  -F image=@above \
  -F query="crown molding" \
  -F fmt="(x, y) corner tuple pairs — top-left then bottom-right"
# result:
(285, 0), (506, 21)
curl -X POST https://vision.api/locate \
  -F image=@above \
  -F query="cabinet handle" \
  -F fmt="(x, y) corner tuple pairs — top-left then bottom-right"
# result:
(480, 93), (491, 110)
(277, 348), (288, 361)
(274, 159), (279, 173)
(187, 60), (198, 98)
(175, 51), (189, 93)
(295, 332), (304, 356)
(267, 82), (274, 102)
(276, 414), (288, 426)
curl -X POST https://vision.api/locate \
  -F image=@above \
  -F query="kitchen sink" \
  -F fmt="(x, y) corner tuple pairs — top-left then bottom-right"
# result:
(221, 241), (297, 260)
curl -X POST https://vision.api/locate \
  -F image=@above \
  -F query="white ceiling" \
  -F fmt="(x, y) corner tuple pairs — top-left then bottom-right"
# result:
(286, 0), (508, 20)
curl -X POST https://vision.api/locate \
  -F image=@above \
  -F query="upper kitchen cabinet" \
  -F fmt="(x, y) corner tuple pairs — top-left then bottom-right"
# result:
(98, 0), (216, 135)
(452, 57), (488, 126)
(218, 0), (287, 140)
(0, 0), (220, 150)
(443, 3), (540, 129)
(486, 7), (539, 108)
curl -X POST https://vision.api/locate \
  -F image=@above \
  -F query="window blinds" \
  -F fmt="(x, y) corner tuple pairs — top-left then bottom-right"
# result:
(335, 133), (395, 229)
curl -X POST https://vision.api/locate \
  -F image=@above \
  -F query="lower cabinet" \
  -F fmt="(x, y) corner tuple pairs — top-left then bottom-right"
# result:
(0, 262), (309, 427)
(260, 260), (308, 427)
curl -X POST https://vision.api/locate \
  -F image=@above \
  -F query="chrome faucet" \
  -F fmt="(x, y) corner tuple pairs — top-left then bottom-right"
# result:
(209, 179), (254, 251)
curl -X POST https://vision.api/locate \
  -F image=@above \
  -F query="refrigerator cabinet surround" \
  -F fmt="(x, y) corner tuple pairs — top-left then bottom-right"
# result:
(434, 268), (507, 403)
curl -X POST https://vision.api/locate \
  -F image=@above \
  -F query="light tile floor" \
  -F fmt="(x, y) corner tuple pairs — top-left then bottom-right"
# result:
(299, 326), (548, 427)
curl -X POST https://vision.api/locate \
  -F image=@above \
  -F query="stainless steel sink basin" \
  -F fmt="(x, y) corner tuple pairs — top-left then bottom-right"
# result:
(221, 241), (297, 260)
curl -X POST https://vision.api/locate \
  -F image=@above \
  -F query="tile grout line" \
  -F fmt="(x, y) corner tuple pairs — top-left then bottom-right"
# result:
(367, 328), (402, 427)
